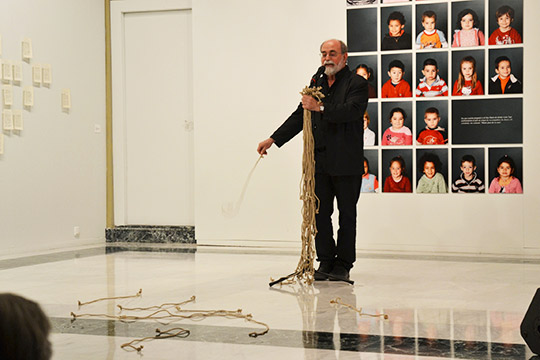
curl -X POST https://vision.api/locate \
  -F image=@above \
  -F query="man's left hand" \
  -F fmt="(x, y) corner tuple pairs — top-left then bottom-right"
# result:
(301, 95), (321, 112)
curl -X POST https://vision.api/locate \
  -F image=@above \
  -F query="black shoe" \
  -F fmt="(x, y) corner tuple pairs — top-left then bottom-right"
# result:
(314, 263), (333, 281)
(328, 265), (350, 282)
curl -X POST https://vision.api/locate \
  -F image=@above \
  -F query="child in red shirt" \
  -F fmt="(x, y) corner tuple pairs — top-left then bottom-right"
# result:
(417, 107), (447, 145)
(488, 5), (522, 45)
(452, 56), (484, 96)
(381, 60), (412, 98)
(383, 156), (412, 193)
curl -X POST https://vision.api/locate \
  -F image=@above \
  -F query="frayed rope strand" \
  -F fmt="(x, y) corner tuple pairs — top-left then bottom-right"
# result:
(118, 295), (196, 311)
(78, 289), (142, 307)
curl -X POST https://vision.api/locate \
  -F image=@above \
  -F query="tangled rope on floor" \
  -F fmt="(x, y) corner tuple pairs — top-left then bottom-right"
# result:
(71, 290), (270, 353)
(269, 86), (324, 288)
(121, 327), (190, 352)
(330, 297), (389, 320)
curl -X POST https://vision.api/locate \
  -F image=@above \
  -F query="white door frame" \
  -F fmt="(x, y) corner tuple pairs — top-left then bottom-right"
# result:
(111, 0), (192, 225)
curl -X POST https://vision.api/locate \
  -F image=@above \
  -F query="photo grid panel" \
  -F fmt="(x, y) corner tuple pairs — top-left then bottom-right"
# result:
(346, 0), (524, 195)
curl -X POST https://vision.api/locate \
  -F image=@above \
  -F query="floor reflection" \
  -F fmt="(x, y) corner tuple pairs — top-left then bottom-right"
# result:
(1, 245), (537, 359)
(271, 281), (528, 359)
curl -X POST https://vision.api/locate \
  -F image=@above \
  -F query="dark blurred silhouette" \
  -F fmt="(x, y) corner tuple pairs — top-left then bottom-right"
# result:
(0, 293), (52, 360)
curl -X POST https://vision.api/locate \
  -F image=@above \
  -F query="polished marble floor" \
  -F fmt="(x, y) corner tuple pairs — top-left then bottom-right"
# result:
(1, 243), (539, 359)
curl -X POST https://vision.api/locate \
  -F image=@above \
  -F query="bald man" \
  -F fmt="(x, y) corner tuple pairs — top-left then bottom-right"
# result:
(257, 39), (368, 281)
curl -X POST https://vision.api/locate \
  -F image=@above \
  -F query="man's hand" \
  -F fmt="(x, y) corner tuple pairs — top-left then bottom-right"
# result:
(257, 138), (275, 156)
(301, 95), (321, 112)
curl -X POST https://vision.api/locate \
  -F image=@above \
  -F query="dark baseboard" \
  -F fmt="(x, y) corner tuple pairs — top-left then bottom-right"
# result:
(105, 225), (195, 244)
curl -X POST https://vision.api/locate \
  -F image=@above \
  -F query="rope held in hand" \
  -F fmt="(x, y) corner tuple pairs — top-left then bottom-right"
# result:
(269, 86), (324, 287)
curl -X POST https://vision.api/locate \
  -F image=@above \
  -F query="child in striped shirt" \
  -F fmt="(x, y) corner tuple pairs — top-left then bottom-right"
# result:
(415, 58), (448, 97)
(452, 155), (485, 193)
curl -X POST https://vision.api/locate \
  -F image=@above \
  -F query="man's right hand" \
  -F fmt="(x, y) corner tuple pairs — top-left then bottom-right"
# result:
(257, 138), (275, 156)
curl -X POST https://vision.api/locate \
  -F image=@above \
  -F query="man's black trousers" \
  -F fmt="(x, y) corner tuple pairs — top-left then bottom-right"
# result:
(314, 173), (362, 270)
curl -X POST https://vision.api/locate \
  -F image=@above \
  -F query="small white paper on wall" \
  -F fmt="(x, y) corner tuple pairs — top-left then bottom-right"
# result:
(61, 89), (71, 110)
(2, 61), (12, 82)
(23, 86), (34, 107)
(42, 64), (52, 85)
(22, 38), (32, 60)
(13, 110), (23, 131)
(32, 64), (42, 85)
(3, 86), (13, 106)
(3, 109), (13, 130)
(12, 62), (23, 83)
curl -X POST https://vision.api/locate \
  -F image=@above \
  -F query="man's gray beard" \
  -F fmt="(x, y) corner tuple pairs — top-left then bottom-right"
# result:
(324, 59), (346, 76)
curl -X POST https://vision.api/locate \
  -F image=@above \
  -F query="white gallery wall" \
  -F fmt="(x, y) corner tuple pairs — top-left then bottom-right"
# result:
(0, 1), (106, 256)
(1, 0), (538, 258)
(192, 0), (540, 254)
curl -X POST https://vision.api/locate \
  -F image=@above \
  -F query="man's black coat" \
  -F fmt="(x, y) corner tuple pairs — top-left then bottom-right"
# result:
(270, 65), (369, 176)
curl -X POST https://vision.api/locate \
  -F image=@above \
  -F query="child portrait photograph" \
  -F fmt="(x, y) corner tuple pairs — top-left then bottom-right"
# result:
(452, 49), (485, 97)
(381, 6), (412, 51)
(416, 100), (448, 145)
(488, 48), (523, 95)
(347, 8), (378, 52)
(381, 102), (413, 146)
(451, 54), (485, 96)
(416, 149), (448, 194)
(349, 55), (378, 99)
(451, 148), (485, 193)
(364, 102), (379, 146)
(451, 0), (486, 47)
(361, 149), (380, 193)
(382, 149), (413, 193)
(488, 0), (523, 45)
(347, 0), (378, 6)
(488, 147), (523, 194)
(415, 53), (449, 97)
(343, 0), (524, 198)
(415, 3), (448, 49)
(381, 54), (413, 98)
